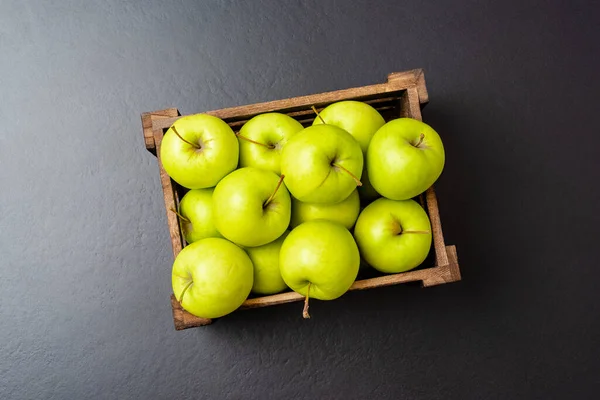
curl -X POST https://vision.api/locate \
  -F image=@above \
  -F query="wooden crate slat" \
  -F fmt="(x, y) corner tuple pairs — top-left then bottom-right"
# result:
(400, 86), (422, 120)
(152, 127), (184, 258)
(171, 295), (211, 329)
(425, 186), (450, 267)
(388, 69), (428, 105)
(141, 108), (179, 153)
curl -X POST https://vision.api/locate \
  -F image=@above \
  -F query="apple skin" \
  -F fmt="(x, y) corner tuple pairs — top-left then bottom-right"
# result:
(244, 231), (289, 295)
(290, 189), (360, 230)
(312, 101), (384, 204)
(353, 198), (432, 273)
(312, 100), (385, 154)
(213, 167), (291, 247)
(368, 118), (445, 200)
(358, 166), (381, 204)
(280, 124), (363, 204)
(178, 188), (222, 244)
(160, 114), (239, 189)
(171, 237), (253, 319)
(238, 113), (304, 175)
(280, 220), (360, 300)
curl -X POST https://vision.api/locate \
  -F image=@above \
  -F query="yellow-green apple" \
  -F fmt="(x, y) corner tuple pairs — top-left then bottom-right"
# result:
(160, 114), (238, 189)
(244, 231), (289, 295)
(281, 125), (363, 204)
(368, 118), (445, 200)
(213, 167), (291, 247)
(280, 220), (360, 318)
(171, 237), (253, 318)
(290, 189), (360, 230)
(175, 188), (222, 244)
(312, 100), (385, 153)
(312, 101), (385, 203)
(354, 198), (432, 273)
(238, 113), (303, 174)
(358, 169), (381, 204)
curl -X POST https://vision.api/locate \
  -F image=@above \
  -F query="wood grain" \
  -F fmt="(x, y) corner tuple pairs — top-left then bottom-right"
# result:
(388, 69), (429, 106)
(141, 108), (179, 153)
(171, 295), (212, 329)
(400, 86), (423, 121)
(425, 186), (450, 267)
(140, 69), (461, 330)
(152, 123), (184, 259)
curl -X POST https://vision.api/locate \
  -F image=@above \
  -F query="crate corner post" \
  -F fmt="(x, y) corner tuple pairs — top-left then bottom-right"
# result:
(141, 108), (181, 154)
(171, 295), (213, 330)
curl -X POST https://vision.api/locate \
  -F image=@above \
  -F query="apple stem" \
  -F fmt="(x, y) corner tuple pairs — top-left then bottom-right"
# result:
(263, 174), (285, 208)
(311, 105), (326, 124)
(171, 126), (201, 149)
(402, 230), (431, 234)
(332, 163), (363, 187)
(414, 133), (425, 148)
(302, 283), (311, 319)
(236, 133), (274, 149)
(178, 280), (193, 304)
(169, 207), (190, 223)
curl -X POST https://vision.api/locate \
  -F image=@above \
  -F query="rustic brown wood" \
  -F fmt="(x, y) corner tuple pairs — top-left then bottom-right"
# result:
(425, 186), (450, 267)
(415, 70), (429, 105)
(152, 123), (185, 260)
(141, 108), (179, 153)
(171, 295), (212, 329)
(400, 86), (423, 121)
(446, 244), (461, 282)
(242, 291), (304, 309)
(141, 69), (461, 330)
(388, 69), (429, 106)
(421, 245), (459, 287)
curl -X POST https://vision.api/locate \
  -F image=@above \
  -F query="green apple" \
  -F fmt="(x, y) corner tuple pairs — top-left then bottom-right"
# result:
(171, 237), (253, 318)
(281, 124), (363, 204)
(290, 189), (360, 230)
(176, 188), (222, 244)
(353, 198), (432, 273)
(160, 114), (239, 189)
(244, 231), (289, 295)
(312, 101), (385, 203)
(280, 220), (360, 317)
(213, 167), (291, 247)
(357, 166), (381, 204)
(368, 118), (445, 200)
(238, 113), (304, 175)
(312, 100), (385, 153)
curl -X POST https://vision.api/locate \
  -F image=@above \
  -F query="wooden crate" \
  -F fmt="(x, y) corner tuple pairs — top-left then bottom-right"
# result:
(141, 69), (461, 330)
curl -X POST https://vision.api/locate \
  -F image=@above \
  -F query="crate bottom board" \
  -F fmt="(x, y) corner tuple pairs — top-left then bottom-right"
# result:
(171, 244), (460, 330)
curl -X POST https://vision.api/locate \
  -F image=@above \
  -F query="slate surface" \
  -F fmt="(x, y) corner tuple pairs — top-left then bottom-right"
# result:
(1, 1), (599, 399)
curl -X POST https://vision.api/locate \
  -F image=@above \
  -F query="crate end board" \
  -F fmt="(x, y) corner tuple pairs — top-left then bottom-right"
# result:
(170, 245), (460, 330)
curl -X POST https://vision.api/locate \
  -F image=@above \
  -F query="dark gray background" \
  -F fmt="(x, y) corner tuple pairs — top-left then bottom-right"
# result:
(2, 0), (599, 399)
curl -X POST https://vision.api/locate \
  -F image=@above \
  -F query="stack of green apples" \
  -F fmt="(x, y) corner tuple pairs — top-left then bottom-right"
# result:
(160, 101), (445, 320)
